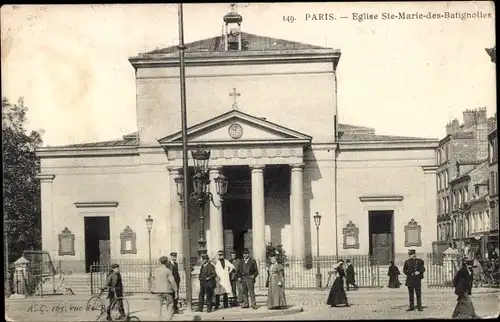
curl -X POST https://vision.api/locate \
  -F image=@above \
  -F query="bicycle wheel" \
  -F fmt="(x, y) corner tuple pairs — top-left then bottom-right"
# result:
(86, 295), (106, 313)
(109, 297), (130, 321)
(127, 316), (140, 321)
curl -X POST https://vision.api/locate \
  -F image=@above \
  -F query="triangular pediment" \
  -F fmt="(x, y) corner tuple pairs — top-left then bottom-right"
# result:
(158, 110), (312, 146)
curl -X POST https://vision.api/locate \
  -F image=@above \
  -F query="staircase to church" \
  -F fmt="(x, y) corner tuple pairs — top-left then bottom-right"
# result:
(378, 265), (390, 287)
(38, 274), (92, 296)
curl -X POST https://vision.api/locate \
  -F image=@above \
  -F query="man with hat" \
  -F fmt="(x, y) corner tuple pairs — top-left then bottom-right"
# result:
(197, 254), (217, 312)
(452, 258), (478, 318)
(213, 250), (235, 309)
(235, 249), (259, 309)
(165, 252), (181, 313)
(151, 256), (178, 321)
(101, 264), (125, 320)
(403, 249), (426, 311)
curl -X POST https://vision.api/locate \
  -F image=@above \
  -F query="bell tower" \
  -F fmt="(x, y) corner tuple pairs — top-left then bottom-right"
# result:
(223, 4), (243, 51)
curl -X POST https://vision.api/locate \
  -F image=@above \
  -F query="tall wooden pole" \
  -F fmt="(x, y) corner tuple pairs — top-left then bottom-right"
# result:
(177, 3), (192, 312)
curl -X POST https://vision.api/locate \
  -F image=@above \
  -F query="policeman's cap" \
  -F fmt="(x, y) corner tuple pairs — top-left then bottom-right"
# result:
(110, 264), (120, 269)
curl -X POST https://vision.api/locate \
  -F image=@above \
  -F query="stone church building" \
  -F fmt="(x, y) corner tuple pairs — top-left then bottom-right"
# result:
(36, 9), (438, 273)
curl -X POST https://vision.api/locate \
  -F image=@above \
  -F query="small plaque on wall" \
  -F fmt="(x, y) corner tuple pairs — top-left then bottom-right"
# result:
(120, 226), (137, 254)
(343, 221), (359, 249)
(405, 218), (422, 247)
(58, 227), (75, 256)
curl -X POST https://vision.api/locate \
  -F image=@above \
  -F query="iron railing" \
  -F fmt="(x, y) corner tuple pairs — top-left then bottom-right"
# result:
(12, 252), (497, 298)
(90, 255), (381, 294)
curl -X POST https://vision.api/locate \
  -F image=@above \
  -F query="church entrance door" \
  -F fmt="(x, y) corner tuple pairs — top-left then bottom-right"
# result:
(223, 198), (252, 258)
(84, 216), (110, 272)
(368, 210), (394, 265)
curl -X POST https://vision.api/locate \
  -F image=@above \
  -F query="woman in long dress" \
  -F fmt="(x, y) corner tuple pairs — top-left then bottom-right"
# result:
(452, 259), (479, 319)
(326, 260), (349, 307)
(387, 261), (401, 288)
(267, 254), (287, 309)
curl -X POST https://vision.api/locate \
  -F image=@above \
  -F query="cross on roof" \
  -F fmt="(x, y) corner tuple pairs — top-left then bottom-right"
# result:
(229, 88), (241, 110)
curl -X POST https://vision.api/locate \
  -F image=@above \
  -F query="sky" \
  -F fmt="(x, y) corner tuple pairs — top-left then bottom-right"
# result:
(1, 2), (496, 146)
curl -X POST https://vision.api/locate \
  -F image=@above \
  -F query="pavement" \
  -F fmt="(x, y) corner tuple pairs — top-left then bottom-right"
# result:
(5, 287), (500, 321)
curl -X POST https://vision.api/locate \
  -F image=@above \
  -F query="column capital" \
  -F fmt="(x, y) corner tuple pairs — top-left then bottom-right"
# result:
(250, 165), (265, 171)
(422, 165), (438, 174)
(290, 163), (305, 170)
(166, 166), (182, 174)
(208, 166), (222, 173)
(37, 174), (55, 183)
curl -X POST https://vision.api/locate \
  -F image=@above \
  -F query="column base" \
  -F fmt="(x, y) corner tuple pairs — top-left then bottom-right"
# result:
(190, 265), (201, 299)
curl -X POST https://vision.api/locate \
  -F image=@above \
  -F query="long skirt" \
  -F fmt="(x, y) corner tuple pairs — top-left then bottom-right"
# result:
(326, 277), (348, 307)
(388, 276), (401, 288)
(452, 294), (479, 319)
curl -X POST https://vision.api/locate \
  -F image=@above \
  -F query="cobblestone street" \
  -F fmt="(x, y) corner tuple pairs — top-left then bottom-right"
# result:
(251, 288), (500, 320)
(6, 287), (499, 321)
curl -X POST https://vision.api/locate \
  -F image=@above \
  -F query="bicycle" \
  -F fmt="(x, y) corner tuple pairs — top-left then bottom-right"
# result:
(86, 287), (134, 321)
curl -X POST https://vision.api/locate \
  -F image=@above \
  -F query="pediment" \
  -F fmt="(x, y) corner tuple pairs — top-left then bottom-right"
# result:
(158, 110), (312, 146)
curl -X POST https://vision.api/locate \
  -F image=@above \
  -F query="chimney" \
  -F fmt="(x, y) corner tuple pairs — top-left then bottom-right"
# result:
(476, 107), (487, 123)
(463, 109), (476, 126)
(446, 119), (460, 135)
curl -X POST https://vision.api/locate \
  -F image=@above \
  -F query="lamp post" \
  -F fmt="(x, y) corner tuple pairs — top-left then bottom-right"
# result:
(145, 215), (154, 289)
(313, 212), (322, 289)
(174, 145), (229, 258)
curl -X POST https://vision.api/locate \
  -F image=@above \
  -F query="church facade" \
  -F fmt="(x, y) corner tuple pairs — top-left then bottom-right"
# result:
(36, 11), (438, 273)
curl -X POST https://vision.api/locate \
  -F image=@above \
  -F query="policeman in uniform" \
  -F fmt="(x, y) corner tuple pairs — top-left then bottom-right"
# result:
(403, 249), (426, 311)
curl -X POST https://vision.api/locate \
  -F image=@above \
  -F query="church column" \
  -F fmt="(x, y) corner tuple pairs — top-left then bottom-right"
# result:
(38, 174), (55, 259)
(251, 165), (266, 260)
(168, 167), (184, 259)
(290, 164), (306, 260)
(209, 167), (224, 256)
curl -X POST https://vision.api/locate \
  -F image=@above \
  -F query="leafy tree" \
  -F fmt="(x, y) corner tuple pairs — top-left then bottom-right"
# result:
(2, 97), (44, 264)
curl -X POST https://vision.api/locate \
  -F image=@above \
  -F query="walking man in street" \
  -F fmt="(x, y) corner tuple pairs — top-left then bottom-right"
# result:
(197, 254), (217, 313)
(403, 249), (426, 311)
(236, 248), (259, 310)
(151, 256), (179, 321)
(166, 252), (181, 313)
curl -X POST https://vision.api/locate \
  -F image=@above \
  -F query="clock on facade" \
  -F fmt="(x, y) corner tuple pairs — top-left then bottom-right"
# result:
(228, 123), (243, 139)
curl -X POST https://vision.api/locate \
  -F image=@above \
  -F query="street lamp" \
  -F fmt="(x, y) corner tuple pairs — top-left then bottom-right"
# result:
(174, 145), (229, 257)
(313, 212), (322, 289)
(145, 215), (154, 288)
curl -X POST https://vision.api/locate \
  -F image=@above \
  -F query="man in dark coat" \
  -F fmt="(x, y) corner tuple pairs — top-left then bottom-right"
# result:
(165, 252), (181, 314)
(235, 248), (259, 309)
(101, 263), (125, 321)
(403, 249), (426, 311)
(345, 259), (357, 291)
(197, 254), (217, 313)
(228, 251), (240, 306)
(452, 259), (478, 318)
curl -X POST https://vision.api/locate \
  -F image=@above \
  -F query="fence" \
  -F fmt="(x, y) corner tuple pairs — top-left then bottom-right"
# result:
(13, 252), (493, 297)
(90, 255), (380, 295)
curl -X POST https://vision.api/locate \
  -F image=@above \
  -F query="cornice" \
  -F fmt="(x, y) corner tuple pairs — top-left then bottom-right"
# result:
(339, 139), (438, 151)
(160, 139), (310, 148)
(36, 146), (139, 158)
(36, 174), (55, 182)
(422, 165), (438, 173)
(129, 49), (341, 69)
(74, 201), (119, 208)
(359, 195), (404, 203)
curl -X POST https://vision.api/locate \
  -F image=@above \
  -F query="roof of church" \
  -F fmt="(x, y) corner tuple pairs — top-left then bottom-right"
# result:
(339, 133), (432, 142)
(54, 123), (431, 148)
(142, 32), (330, 55)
